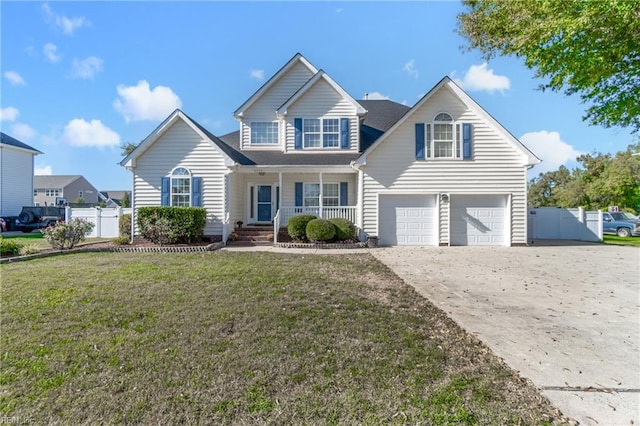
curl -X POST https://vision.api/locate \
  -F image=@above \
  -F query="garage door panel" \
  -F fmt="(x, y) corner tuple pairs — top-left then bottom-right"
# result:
(451, 195), (508, 246)
(379, 195), (437, 246)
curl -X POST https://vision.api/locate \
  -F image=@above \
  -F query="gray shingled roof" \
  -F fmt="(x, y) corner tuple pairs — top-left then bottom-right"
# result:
(0, 132), (42, 154)
(213, 99), (408, 166)
(34, 175), (83, 188)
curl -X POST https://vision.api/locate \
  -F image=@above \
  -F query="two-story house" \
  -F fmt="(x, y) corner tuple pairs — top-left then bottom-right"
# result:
(34, 175), (100, 206)
(0, 132), (42, 217)
(121, 53), (540, 246)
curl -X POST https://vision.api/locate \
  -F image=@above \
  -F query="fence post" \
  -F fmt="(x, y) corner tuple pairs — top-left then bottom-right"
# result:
(95, 207), (102, 238)
(65, 206), (72, 223)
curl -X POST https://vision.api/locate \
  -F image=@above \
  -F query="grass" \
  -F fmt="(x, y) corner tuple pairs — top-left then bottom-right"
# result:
(1, 252), (562, 425)
(603, 234), (640, 247)
(0, 234), (111, 252)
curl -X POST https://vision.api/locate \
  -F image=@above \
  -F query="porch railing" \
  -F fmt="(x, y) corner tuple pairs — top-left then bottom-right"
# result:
(277, 206), (357, 229)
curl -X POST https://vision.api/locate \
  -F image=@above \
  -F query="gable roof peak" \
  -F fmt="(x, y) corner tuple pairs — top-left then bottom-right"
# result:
(233, 53), (319, 118)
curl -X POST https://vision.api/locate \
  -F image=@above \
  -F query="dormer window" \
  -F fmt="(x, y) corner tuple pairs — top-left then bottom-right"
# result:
(250, 122), (279, 145)
(303, 118), (340, 149)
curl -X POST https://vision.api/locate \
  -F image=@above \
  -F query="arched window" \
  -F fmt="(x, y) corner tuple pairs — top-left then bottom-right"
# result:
(171, 167), (191, 207)
(433, 112), (454, 158)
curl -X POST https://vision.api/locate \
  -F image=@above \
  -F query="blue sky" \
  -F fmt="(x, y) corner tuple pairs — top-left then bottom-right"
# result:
(1, 1), (635, 191)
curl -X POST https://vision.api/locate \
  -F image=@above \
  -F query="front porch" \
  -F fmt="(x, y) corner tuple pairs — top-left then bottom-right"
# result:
(225, 167), (361, 244)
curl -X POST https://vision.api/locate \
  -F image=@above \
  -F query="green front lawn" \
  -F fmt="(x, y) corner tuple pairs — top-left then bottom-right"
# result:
(1, 252), (560, 424)
(603, 234), (640, 247)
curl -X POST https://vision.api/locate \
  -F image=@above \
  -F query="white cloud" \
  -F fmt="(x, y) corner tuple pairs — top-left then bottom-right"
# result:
(520, 130), (582, 175)
(0, 106), (19, 121)
(43, 43), (61, 63)
(4, 71), (26, 86)
(63, 118), (120, 148)
(35, 164), (53, 175)
(454, 62), (510, 93)
(71, 56), (103, 79)
(113, 80), (182, 122)
(11, 123), (37, 142)
(42, 3), (89, 35)
(403, 59), (418, 79)
(250, 69), (265, 81)
(365, 91), (390, 100)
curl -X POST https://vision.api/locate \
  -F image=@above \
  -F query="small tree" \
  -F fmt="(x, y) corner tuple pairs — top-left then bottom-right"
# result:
(121, 191), (130, 208)
(74, 197), (85, 205)
(42, 219), (95, 250)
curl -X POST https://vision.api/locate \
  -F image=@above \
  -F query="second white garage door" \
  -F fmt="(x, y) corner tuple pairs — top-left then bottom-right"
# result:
(450, 195), (508, 246)
(378, 194), (437, 246)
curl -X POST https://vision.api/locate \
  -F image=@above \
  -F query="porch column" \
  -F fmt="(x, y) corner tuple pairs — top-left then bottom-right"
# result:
(278, 171), (282, 213)
(318, 171), (323, 218)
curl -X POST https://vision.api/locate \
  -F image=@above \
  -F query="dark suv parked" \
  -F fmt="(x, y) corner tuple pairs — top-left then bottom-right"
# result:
(16, 206), (65, 233)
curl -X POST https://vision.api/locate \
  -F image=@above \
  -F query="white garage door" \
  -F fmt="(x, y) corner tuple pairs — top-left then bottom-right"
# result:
(378, 194), (437, 246)
(450, 195), (508, 246)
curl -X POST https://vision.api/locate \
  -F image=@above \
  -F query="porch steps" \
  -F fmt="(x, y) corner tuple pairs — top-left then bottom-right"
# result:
(228, 226), (273, 247)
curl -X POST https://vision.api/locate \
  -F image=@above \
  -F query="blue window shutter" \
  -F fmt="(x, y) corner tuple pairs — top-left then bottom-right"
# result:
(161, 177), (170, 206)
(415, 123), (425, 160)
(340, 182), (348, 206)
(294, 118), (302, 150)
(295, 182), (303, 206)
(463, 123), (473, 160)
(340, 118), (349, 149)
(191, 177), (202, 207)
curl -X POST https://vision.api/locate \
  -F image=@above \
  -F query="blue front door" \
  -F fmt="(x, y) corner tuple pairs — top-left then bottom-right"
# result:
(257, 185), (272, 222)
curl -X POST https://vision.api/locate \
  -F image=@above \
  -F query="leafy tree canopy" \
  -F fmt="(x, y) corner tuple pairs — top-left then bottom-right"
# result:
(457, 0), (640, 131)
(528, 143), (640, 213)
(120, 142), (137, 157)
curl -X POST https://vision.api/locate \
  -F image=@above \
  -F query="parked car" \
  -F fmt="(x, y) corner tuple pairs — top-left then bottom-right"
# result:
(15, 206), (66, 233)
(602, 212), (640, 237)
(0, 218), (6, 232)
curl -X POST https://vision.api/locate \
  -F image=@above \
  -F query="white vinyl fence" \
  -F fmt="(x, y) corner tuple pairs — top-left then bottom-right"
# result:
(66, 207), (132, 238)
(528, 207), (602, 242)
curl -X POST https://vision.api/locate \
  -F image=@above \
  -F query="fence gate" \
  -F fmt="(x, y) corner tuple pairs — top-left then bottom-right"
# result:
(66, 207), (132, 238)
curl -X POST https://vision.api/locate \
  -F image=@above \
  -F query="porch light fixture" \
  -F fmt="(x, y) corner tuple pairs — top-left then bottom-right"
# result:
(440, 193), (450, 203)
(254, 168), (266, 176)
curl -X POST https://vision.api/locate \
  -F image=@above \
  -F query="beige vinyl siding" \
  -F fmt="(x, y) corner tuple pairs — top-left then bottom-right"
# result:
(0, 145), (35, 216)
(132, 120), (228, 236)
(283, 80), (360, 152)
(362, 86), (529, 245)
(229, 172), (357, 223)
(240, 62), (315, 150)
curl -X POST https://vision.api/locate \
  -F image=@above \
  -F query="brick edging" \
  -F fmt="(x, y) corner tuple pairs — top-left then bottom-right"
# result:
(274, 242), (369, 249)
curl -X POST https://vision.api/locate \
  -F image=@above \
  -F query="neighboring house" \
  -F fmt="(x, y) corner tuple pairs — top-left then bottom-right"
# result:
(121, 53), (540, 246)
(0, 132), (42, 216)
(34, 175), (99, 206)
(99, 190), (131, 207)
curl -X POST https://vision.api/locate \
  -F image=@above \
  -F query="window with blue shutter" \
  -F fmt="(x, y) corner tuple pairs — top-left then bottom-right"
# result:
(191, 177), (202, 207)
(340, 118), (349, 149)
(294, 118), (303, 150)
(161, 177), (170, 206)
(463, 123), (473, 160)
(340, 182), (348, 205)
(415, 123), (425, 160)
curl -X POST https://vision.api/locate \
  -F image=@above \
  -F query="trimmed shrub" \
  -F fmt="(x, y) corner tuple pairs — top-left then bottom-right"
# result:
(112, 236), (130, 245)
(287, 214), (317, 241)
(306, 218), (335, 242)
(139, 217), (173, 246)
(329, 218), (356, 241)
(119, 213), (132, 238)
(1, 238), (23, 256)
(137, 207), (206, 244)
(42, 218), (95, 250)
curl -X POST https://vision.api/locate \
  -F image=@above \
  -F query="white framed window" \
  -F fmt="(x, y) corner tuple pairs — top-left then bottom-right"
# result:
(46, 189), (60, 197)
(78, 191), (83, 198)
(303, 183), (340, 207)
(303, 118), (340, 149)
(171, 167), (191, 207)
(250, 122), (278, 145)
(428, 112), (462, 159)
(34, 189), (38, 197)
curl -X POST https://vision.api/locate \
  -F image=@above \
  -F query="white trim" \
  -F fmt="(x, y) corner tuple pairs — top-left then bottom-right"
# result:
(233, 53), (319, 118)
(276, 71), (367, 116)
(357, 77), (541, 166)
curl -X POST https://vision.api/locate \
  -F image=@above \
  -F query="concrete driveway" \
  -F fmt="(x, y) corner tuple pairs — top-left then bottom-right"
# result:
(371, 242), (640, 426)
